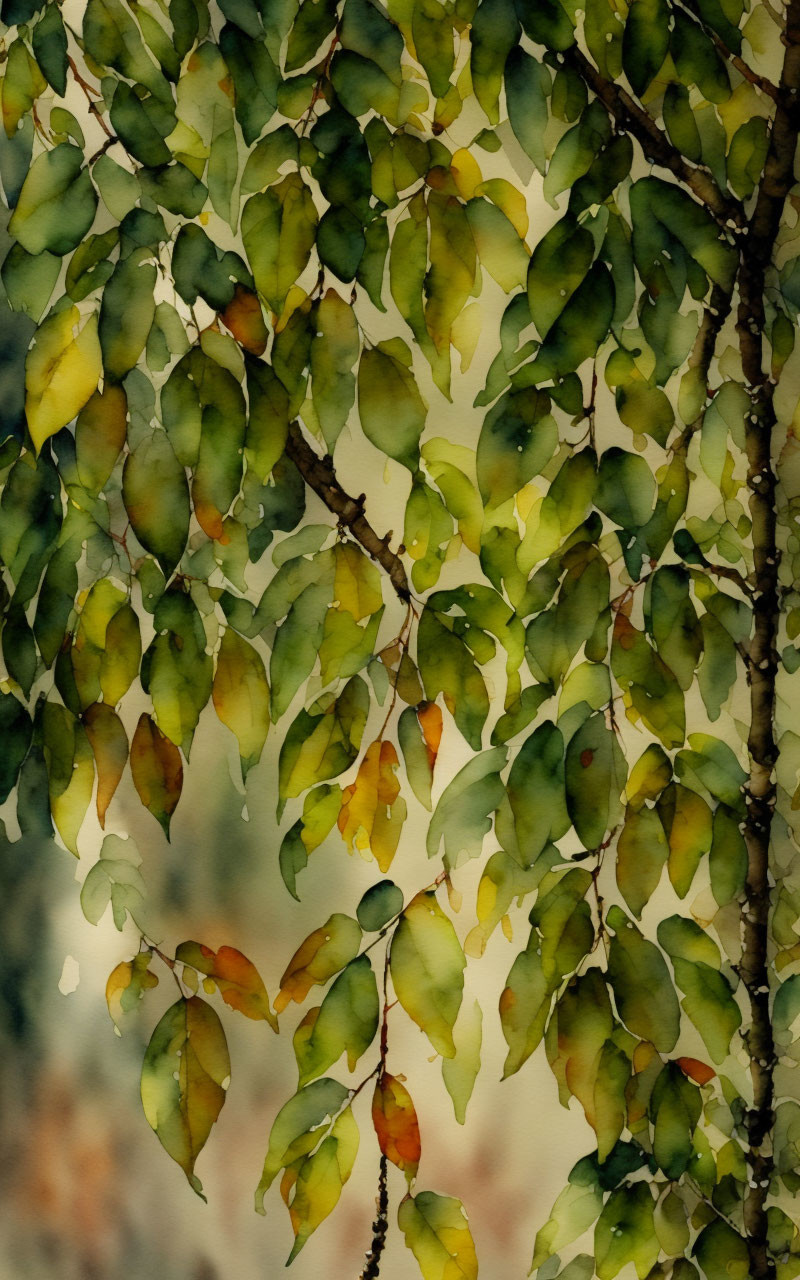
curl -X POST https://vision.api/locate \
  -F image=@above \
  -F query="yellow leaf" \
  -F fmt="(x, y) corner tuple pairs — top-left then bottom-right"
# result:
(338, 740), (407, 873)
(476, 177), (529, 237)
(25, 306), (102, 453)
(334, 542), (383, 621)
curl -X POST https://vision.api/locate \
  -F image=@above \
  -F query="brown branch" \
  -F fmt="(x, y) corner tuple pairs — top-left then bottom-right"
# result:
(68, 56), (115, 140)
(564, 46), (745, 227)
(675, 0), (779, 101)
(735, 7), (800, 1277)
(672, 281), (738, 454)
(284, 421), (411, 603)
(359, 1155), (389, 1280)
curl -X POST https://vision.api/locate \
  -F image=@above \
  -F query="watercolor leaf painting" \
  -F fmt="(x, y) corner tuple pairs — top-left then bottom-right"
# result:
(2, 0), (800, 1277)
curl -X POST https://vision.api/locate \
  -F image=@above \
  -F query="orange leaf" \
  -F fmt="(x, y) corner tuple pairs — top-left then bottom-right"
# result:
(676, 1056), (716, 1085)
(221, 284), (268, 355)
(175, 940), (278, 1032)
(417, 700), (443, 772)
(84, 701), (128, 828)
(372, 1073), (421, 1183)
(337, 740), (407, 873)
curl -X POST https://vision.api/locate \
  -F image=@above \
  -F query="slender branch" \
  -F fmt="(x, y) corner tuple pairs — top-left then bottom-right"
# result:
(564, 47), (745, 227)
(735, 8), (800, 1276)
(674, 0), (780, 101)
(359, 1155), (389, 1280)
(284, 421), (411, 603)
(672, 281), (738, 454)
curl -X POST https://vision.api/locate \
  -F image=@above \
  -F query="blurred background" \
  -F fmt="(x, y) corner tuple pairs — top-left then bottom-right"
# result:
(0, 675), (589, 1280)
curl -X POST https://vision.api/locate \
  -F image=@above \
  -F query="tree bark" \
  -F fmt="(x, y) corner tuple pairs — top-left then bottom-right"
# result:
(284, 421), (412, 604)
(736, 7), (800, 1275)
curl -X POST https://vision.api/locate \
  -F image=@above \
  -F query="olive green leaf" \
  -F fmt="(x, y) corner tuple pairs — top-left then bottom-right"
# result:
(140, 996), (230, 1200)
(391, 891), (465, 1058)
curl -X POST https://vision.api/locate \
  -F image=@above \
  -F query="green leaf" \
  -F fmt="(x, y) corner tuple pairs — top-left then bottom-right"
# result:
(470, 0), (519, 123)
(442, 999), (482, 1125)
(630, 177), (737, 295)
(276, 912), (362, 1013)
(357, 880), (404, 932)
(212, 629), (270, 778)
(607, 905), (680, 1052)
(241, 174), (318, 313)
(505, 48), (550, 173)
(531, 1171), (603, 1272)
(358, 341), (427, 470)
(426, 747), (506, 871)
(693, 1218), (749, 1280)
(595, 1183), (658, 1280)
(391, 891), (465, 1058)
(284, 1106), (360, 1262)
(140, 996), (230, 1200)
(398, 1190), (478, 1280)
(294, 955), (379, 1086)
(621, 0), (669, 97)
(500, 932), (551, 1078)
(99, 252), (157, 382)
(477, 387), (557, 508)
(0, 691), (32, 803)
(31, 4), (68, 95)
(123, 432), (190, 576)
(565, 712), (627, 851)
(147, 588), (213, 755)
(220, 22), (278, 145)
(9, 144), (97, 256)
(418, 609), (488, 751)
(616, 805), (669, 918)
(658, 915), (741, 1063)
(255, 1077), (350, 1208)
(310, 290), (360, 449)
(502, 721), (570, 866)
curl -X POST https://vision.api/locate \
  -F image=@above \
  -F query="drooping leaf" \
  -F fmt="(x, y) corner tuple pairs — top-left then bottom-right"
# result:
(294, 955), (379, 1085)
(175, 940), (278, 1032)
(25, 307), (102, 453)
(105, 952), (159, 1032)
(275, 912), (362, 1014)
(398, 1190), (478, 1280)
(130, 712), (183, 838)
(373, 1072), (422, 1182)
(390, 891), (465, 1058)
(338, 739), (407, 873)
(140, 996), (230, 1200)
(212, 628), (270, 778)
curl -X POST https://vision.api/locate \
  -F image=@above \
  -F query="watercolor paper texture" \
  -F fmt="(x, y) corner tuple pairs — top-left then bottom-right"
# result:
(1, 2), (799, 1278)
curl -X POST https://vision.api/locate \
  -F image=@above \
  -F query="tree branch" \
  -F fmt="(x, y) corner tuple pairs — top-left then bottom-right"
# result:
(284, 422), (411, 604)
(735, 7), (800, 1277)
(564, 46), (745, 227)
(672, 281), (737, 454)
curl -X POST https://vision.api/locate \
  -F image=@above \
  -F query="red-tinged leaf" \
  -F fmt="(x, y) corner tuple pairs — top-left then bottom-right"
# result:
(417, 700), (443, 772)
(130, 712), (183, 838)
(372, 1072), (421, 1183)
(84, 701), (128, 828)
(175, 940), (278, 1032)
(676, 1056), (716, 1085)
(220, 284), (268, 355)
